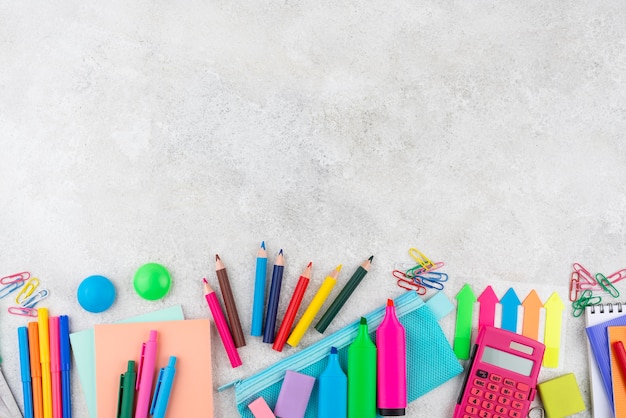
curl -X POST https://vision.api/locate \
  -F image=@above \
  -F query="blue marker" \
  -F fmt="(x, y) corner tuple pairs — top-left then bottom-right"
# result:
(150, 356), (177, 418)
(59, 315), (72, 418)
(18, 327), (34, 418)
(318, 347), (347, 418)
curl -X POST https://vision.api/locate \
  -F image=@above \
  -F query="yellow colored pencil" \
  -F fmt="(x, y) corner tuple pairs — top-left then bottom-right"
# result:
(38, 308), (52, 418)
(287, 265), (341, 347)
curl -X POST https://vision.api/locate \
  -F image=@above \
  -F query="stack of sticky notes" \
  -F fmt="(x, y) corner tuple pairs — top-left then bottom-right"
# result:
(537, 373), (585, 418)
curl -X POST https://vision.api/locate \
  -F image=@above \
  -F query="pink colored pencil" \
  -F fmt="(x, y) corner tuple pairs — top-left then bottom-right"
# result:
(202, 278), (242, 368)
(49, 316), (63, 418)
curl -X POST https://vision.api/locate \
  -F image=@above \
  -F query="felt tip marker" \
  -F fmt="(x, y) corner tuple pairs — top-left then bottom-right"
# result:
(377, 299), (407, 416)
(348, 317), (377, 418)
(318, 347), (347, 418)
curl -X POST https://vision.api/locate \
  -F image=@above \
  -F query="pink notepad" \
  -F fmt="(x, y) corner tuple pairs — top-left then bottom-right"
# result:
(95, 319), (213, 417)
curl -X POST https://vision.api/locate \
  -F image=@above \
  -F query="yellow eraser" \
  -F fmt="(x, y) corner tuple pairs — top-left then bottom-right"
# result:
(537, 373), (585, 418)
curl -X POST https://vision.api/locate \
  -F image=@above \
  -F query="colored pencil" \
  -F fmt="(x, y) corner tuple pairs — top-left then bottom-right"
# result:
(315, 256), (373, 333)
(263, 250), (285, 343)
(203, 278), (242, 368)
(273, 262), (312, 352)
(251, 241), (268, 337)
(215, 254), (246, 348)
(287, 264), (342, 347)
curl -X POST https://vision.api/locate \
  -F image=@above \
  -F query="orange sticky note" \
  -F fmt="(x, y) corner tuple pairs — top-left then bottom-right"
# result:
(609, 326), (626, 418)
(95, 319), (213, 417)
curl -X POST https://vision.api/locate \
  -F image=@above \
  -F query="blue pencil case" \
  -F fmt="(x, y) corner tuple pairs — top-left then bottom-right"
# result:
(219, 291), (463, 417)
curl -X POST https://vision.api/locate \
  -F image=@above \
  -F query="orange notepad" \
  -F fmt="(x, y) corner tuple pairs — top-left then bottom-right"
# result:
(95, 319), (213, 417)
(608, 326), (626, 417)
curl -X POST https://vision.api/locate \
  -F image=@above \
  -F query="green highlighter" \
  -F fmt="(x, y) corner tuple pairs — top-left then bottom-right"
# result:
(117, 360), (137, 418)
(348, 317), (377, 418)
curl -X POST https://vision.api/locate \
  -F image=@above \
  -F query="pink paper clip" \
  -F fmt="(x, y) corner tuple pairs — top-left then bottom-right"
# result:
(569, 272), (581, 302)
(573, 263), (599, 290)
(608, 269), (626, 286)
(0, 272), (30, 285)
(8, 306), (38, 317)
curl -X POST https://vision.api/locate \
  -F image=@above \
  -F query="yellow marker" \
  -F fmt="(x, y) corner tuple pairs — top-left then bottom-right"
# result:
(38, 307), (53, 418)
(287, 265), (342, 347)
(543, 292), (564, 368)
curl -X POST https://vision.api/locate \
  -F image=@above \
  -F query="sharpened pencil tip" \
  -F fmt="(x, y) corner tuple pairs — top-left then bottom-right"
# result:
(336, 264), (343, 272)
(368, 255), (374, 262)
(307, 261), (312, 268)
(261, 241), (265, 249)
(202, 278), (208, 284)
(216, 254), (221, 261)
(279, 249), (283, 255)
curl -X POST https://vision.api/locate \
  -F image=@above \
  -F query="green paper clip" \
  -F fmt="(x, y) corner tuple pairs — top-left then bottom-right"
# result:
(597, 273), (620, 298)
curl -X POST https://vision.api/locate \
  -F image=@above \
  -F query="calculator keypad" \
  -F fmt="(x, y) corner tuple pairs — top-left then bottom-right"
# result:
(462, 370), (531, 418)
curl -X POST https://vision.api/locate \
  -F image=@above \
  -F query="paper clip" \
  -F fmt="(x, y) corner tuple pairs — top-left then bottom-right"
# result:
(393, 270), (426, 295)
(408, 248), (435, 270)
(608, 269), (626, 285)
(405, 261), (445, 277)
(0, 271), (30, 285)
(573, 263), (598, 290)
(0, 280), (24, 299)
(21, 288), (49, 308)
(596, 273), (620, 298)
(15, 277), (40, 305)
(7, 306), (38, 317)
(572, 290), (602, 317)
(416, 272), (448, 290)
(569, 272), (581, 302)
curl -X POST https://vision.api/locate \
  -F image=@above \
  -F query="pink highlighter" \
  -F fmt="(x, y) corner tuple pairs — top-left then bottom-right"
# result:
(377, 299), (407, 416)
(135, 330), (158, 418)
(49, 316), (63, 418)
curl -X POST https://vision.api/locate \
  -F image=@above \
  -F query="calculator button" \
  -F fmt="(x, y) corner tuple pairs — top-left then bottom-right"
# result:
(463, 416), (473, 418)
(516, 382), (529, 392)
(503, 378), (515, 386)
(479, 410), (492, 418)
(501, 387), (513, 396)
(494, 416), (505, 418)
(490, 374), (503, 383)
(482, 401), (494, 410)
(514, 391), (526, 401)
(511, 401), (523, 410)
(471, 388), (484, 397)
(509, 411), (521, 418)
(485, 392), (496, 401)
(469, 397), (480, 406)
(477, 370), (489, 378)
(495, 405), (508, 414)
(487, 383), (499, 392)
(466, 405), (478, 414)
(498, 396), (510, 406)
(474, 379), (487, 388)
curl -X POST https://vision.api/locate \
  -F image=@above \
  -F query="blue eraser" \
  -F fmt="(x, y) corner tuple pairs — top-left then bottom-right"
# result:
(77, 275), (116, 313)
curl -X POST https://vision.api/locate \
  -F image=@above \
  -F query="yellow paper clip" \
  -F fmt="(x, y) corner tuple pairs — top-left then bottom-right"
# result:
(0, 281), (24, 299)
(15, 277), (39, 305)
(596, 273), (619, 298)
(408, 247), (435, 270)
(7, 306), (38, 317)
(0, 272), (30, 286)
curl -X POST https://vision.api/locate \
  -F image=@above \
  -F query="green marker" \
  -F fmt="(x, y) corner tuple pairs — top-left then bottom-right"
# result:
(117, 360), (137, 418)
(454, 283), (477, 360)
(348, 317), (377, 418)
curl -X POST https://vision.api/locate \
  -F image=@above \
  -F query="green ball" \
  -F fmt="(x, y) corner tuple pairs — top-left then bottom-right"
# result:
(133, 263), (172, 300)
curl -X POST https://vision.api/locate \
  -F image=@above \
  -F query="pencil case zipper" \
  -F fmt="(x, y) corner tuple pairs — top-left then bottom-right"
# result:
(218, 291), (423, 404)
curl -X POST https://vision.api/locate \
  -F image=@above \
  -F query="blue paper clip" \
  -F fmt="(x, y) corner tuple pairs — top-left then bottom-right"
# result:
(415, 271), (448, 290)
(15, 277), (39, 305)
(596, 273), (620, 298)
(0, 280), (24, 299)
(392, 270), (426, 295)
(0, 272), (30, 285)
(21, 289), (49, 308)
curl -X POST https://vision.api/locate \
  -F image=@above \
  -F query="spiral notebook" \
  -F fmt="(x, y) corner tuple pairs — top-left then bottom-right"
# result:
(585, 302), (626, 418)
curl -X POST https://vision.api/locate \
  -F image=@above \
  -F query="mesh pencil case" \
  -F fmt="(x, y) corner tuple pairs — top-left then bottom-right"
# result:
(220, 291), (463, 417)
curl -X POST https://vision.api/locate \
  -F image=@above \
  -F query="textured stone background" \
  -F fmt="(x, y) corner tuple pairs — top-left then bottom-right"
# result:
(2, 1), (625, 416)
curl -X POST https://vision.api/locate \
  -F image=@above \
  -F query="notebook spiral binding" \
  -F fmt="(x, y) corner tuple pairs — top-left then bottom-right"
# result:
(589, 302), (624, 314)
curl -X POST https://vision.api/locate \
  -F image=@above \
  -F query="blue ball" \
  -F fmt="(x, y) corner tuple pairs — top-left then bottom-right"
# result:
(77, 275), (116, 313)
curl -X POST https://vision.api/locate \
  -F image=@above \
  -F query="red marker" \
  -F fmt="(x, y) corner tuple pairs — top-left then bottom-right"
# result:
(613, 341), (626, 378)
(273, 262), (312, 352)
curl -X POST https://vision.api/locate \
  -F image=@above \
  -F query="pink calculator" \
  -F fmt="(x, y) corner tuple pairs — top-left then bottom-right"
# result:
(453, 326), (545, 418)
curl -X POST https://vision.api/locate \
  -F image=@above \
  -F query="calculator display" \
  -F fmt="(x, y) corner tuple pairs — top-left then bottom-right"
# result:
(481, 346), (533, 376)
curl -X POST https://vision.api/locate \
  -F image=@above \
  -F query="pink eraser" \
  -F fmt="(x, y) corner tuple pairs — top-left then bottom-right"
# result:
(274, 370), (316, 418)
(248, 397), (276, 418)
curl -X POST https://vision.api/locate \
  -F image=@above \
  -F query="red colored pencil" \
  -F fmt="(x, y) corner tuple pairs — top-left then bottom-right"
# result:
(273, 262), (312, 352)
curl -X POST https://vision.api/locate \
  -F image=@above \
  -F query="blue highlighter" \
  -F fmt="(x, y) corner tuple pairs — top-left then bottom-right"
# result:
(318, 347), (347, 418)
(18, 327), (34, 418)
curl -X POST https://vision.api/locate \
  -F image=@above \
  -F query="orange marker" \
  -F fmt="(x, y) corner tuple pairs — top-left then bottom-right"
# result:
(28, 322), (43, 418)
